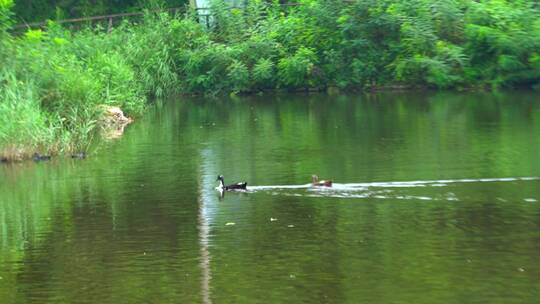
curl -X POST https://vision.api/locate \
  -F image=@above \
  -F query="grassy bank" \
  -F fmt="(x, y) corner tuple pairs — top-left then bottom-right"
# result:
(1, 0), (539, 161)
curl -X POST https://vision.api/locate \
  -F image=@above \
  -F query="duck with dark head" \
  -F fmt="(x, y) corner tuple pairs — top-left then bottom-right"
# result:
(312, 175), (332, 187)
(216, 175), (247, 191)
(33, 153), (51, 162)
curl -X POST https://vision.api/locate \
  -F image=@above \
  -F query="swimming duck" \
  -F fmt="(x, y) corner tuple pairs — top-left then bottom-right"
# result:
(216, 175), (247, 190)
(312, 175), (332, 187)
(33, 153), (51, 162)
(71, 152), (87, 159)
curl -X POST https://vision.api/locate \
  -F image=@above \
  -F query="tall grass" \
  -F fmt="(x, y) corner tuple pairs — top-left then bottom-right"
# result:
(0, 74), (53, 159)
(0, 10), (149, 159)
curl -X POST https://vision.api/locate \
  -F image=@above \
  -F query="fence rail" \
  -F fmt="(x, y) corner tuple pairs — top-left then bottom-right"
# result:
(10, 1), (354, 33)
(11, 6), (188, 31)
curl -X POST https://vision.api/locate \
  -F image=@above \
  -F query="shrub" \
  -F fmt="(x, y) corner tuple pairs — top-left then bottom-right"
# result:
(464, 0), (540, 87)
(122, 12), (181, 98)
(252, 58), (275, 89)
(277, 47), (318, 88)
(227, 60), (250, 93)
(2, 0), (540, 159)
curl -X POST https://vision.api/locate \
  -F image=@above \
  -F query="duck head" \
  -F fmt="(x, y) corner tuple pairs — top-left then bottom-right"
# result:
(216, 175), (224, 188)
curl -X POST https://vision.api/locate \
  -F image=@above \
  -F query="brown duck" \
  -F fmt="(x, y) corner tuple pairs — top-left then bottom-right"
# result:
(312, 175), (332, 187)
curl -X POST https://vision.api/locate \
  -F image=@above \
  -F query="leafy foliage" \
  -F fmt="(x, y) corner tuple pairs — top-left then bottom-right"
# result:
(278, 47), (319, 88)
(0, 0), (13, 31)
(1, 0), (540, 158)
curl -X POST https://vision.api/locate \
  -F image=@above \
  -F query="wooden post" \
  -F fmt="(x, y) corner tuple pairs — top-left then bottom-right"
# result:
(107, 17), (113, 33)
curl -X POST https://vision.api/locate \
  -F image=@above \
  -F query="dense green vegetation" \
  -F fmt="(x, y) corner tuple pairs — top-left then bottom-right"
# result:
(1, 0), (539, 160)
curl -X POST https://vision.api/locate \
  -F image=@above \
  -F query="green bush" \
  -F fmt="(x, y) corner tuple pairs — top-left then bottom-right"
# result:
(2, 0), (540, 159)
(227, 60), (250, 93)
(252, 58), (275, 89)
(178, 43), (235, 93)
(122, 12), (181, 98)
(278, 47), (319, 88)
(464, 0), (540, 87)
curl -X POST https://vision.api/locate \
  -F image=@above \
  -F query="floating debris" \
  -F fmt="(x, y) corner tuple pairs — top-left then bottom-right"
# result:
(518, 267), (525, 272)
(270, 218), (278, 222)
(99, 105), (133, 139)
(225, 222), (236, 226)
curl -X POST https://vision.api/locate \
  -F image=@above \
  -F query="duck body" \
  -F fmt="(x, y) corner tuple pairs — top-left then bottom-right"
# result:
(71, 152), (87, 159)
(33, 153), (51, 162)
(217, 175), (247, 190)
(312, 175), (332, 187)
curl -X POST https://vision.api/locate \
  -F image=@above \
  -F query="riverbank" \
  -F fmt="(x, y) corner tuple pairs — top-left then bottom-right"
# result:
(1, 0), (539, 162)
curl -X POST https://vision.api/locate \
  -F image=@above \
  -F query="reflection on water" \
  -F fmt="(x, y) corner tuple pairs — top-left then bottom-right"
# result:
(199, 148), (218, 304)
(2, 92), (540, 303)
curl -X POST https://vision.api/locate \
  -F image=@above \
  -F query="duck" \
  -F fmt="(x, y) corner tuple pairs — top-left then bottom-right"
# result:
(216, 175), (247, 190)
(312, 175), (332, 187)
(33, 153), (51, 162)
(71, 152), (87, 159)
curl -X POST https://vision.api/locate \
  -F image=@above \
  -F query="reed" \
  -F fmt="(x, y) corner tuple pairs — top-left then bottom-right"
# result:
(1, 0), (539, 161)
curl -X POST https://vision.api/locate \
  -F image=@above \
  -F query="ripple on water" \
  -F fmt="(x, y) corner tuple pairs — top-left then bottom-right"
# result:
(245, 177), (540, 203)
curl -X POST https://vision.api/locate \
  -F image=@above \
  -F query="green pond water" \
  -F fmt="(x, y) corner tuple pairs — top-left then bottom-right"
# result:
(1, 92), (540, 303)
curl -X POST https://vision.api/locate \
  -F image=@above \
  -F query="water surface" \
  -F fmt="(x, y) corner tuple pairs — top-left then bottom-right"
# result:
(1, 92), (540, 303)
